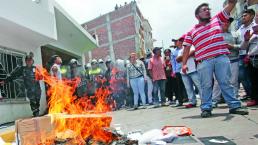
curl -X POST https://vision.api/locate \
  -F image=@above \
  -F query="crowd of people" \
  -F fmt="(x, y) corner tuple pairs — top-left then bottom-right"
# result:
(0, 0), (257, 118)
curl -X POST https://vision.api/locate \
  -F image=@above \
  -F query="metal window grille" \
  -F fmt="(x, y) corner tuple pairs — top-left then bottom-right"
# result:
(0, 47), (26, 100)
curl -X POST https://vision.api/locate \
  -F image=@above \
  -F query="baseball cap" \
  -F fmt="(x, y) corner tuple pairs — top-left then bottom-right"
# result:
(152, 47), (162, 54)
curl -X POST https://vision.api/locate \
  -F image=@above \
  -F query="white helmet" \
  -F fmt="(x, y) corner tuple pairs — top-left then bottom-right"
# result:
(86, 63), (91, 68)
(98, 59), (104, 63)
(69, 58), (80, 66)
(91, 59), (98, 64)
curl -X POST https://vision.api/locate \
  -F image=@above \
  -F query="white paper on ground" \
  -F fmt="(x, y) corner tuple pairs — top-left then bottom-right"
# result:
(138, 129), (177, 144)
(139, 129), (163, 144)
(127, 131), (142, 141)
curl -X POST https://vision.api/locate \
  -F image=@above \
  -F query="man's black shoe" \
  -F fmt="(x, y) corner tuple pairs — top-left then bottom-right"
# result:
(229, 107), (249, 115)
(240, 95), (250, 101)
(201, 110), (212, 118)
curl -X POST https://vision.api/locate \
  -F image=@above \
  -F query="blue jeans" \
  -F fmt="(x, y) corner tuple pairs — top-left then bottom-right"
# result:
(238, 56), (252, 96)
(212, 61), (239, 102)
(181, 71), (202, 105)
(130, 76), (146, 106)
(153, 79), (166, 104)
(197, 55), (241, 111)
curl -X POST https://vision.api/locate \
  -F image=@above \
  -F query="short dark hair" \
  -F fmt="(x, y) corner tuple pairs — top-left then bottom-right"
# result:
(164, 49), (171, 54)
(152, 47), (162, 54)
(25, 55), (33, 61)
(195, 3), (209, 16)
(243, 9), (255, 16)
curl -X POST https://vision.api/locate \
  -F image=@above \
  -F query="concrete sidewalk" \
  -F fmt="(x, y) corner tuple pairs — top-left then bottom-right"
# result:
(1, 104), (257, 144)
(111, 104), (258, 145)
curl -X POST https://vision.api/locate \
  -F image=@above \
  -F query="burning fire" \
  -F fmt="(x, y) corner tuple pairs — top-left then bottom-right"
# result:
(35, 66), (114, 144)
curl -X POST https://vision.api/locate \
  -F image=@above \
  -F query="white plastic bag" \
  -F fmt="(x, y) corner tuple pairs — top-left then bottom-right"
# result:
(138, 129), (177, 144)
(139, 129), (163, 144)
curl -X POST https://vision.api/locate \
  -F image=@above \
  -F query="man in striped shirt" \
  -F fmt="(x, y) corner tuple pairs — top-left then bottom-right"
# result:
(182, 1), (248, 118)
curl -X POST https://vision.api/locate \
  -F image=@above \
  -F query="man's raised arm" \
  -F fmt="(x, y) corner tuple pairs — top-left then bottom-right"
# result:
(224, 0), (237, 15)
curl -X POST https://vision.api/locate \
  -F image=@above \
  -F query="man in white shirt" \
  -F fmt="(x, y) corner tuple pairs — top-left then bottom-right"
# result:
(177, 42), (202, 108)
(50, 55), (62, 80)
(240, 11), (258, 107)
(235, 9), (255, 98)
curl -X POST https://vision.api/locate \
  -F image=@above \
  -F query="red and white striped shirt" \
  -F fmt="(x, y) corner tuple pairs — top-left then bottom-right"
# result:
(183, 10), (230, 61)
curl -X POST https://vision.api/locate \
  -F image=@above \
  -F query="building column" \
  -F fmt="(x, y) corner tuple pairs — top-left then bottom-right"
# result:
(81, 52), (86, 67)
(106, 14), (115, 61)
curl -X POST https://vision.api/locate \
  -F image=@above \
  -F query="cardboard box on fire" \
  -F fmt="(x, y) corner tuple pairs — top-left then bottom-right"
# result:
(15, 114), (112, 144)
(15, 115), (55, 145)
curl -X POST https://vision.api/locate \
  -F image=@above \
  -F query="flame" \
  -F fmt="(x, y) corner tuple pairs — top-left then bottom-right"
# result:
(33, 66), (114, 144)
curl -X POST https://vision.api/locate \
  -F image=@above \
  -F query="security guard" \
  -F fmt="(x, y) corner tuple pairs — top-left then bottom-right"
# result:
(4, 54), (41, 117)
(68, 58), (87, 97)
(88, 59), (104, 95)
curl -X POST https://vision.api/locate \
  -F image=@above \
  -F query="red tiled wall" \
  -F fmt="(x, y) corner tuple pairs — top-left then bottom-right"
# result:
(111, 16), (135, 41)
(113, 38), (135, 59)
(84, 15), (106, 30)
(96, 26), (109, 45)
(91, 47), (109, 60)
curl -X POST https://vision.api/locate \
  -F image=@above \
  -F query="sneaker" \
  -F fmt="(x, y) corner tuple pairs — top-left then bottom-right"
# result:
(201, 110), (212, 118)
(212, 102), (218, 108)
(169, 101), (176, 105)
(140, 105), (147, 109)
(240, 95), (250, 101)
(165, 101), (171, 106)
(246, 100), (257, 107)
(185, 104), (196, 108)
(229, 107), (249, 115)
(161, 103), (167, 106)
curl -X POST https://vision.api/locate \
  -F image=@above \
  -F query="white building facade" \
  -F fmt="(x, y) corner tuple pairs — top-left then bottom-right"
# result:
(0, 0), (97, 124)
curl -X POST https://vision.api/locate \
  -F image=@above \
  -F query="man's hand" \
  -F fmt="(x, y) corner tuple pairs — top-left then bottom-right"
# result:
(224, 0), (237, 15)
(171, 72), (176, 78)
(127, 80), (130, 88)
(227, 44), (235, 49)
(244, 30), (253, 42)
(0, 81), (4, 86)
(182, 65), (188, 74)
